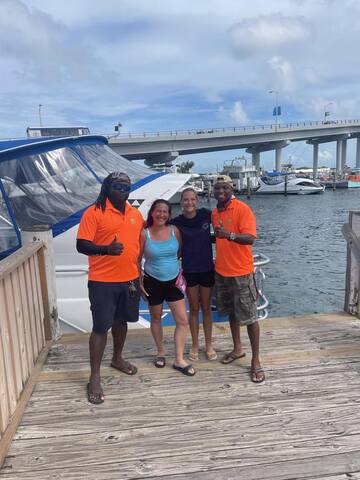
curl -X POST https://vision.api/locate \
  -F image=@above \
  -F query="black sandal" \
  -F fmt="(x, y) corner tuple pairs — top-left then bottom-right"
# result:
(87, 383), (104, 404)
(173, 364), (196, 376)
(154, 356), (166, 368)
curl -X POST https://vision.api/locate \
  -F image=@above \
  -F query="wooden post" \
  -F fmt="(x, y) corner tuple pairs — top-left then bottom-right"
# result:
(343, 211), (360, 317)
(246, 177), (251, 199)
(21, 227), (60, 340)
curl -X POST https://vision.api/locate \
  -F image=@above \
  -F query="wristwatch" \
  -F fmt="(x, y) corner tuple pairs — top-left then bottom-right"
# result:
(229, 232), (236, 241)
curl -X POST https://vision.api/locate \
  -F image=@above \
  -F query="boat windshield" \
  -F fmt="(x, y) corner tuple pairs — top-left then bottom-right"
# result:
(261, 175), (285, 185)
(0, 137), (157, 257)
(0, 189), (19, 254)
(73, 143), (150, 183)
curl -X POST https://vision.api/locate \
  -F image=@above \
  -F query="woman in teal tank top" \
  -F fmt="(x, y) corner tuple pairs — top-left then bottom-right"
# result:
(140, 199), (196, 376)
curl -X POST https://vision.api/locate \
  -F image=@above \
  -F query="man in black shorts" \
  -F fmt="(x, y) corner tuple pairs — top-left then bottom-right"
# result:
(77, 172), (144, 403)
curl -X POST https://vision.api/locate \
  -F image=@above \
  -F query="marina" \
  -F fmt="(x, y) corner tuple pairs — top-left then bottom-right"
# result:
(2, 1), (360, 478)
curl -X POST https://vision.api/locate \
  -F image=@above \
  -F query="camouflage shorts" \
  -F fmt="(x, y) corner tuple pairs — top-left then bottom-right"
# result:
(215, 272), (257, 326)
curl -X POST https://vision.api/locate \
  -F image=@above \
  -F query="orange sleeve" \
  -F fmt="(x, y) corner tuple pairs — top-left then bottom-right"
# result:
(211, 209), (219, 228)
(237, 204), (257, 237)
(76, 206), (98, 241)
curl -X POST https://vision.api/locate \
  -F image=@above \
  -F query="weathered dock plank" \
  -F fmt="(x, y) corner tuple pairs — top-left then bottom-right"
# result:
(1, 312), (360, 479)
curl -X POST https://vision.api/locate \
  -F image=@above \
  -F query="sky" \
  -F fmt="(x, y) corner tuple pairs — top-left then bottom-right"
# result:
(1, 0), (359, 171)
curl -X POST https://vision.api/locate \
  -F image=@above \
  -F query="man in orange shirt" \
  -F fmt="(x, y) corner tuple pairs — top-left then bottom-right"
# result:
(212, 175), (265, 383)
(77, 172), (144, 403)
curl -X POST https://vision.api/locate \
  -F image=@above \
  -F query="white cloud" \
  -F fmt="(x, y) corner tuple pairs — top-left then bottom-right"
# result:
(1, 0), (360, 149)
(318, 149), (333, 164)
(268, 56), (295, 92)
(217, 101), (249, 125)
(229, 13), (312, 57)
(230, 101), (249, 124)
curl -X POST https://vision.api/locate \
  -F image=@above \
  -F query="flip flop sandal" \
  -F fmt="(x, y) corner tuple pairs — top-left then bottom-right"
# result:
(251, 367), (265, 383)
(87, 383), (104, 404)
(110, 360), (138, 375)
(206, 350), (218, 361)
(188, 350), (199, 362)
(173, 364), (196, 376)
(153, 356), (166, 368)
(220, 352), (246, 364)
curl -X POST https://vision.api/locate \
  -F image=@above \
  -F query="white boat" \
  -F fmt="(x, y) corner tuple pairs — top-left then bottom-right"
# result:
(256, 172), (325, 195)
(0, 135), (270, 333)
(0, 135), (190, 332)
(222, 157), (259, 194)
(169, 174), (205, 204)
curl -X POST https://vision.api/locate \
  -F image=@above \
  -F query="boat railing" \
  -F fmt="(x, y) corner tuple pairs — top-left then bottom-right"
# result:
(0, 242), (52, 467)
(56, 253), (270, 322)
(254, 253), (270, 320)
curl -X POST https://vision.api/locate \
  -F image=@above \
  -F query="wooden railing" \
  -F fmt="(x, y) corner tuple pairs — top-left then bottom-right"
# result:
(343, 210), (360, 317)
(0, 243), (52, 466)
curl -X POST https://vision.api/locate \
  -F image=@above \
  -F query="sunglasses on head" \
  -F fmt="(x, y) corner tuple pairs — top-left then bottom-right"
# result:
(111, 182), (131, 193)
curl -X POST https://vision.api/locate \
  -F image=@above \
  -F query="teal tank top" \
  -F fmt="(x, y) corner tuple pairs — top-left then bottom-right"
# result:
(143, 225), (180, 281)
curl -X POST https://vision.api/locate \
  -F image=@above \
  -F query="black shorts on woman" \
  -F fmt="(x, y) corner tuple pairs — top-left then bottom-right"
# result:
(143, 272), (184, 306)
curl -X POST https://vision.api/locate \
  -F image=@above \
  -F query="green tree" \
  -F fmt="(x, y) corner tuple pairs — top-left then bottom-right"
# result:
(178, 161), (194, 173)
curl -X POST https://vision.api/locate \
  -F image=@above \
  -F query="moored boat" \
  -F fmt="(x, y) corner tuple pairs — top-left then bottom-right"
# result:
(256, 172), (324, 194)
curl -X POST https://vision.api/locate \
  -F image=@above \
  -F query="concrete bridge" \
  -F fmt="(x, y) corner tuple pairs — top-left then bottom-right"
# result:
(108, 119), (360, 176)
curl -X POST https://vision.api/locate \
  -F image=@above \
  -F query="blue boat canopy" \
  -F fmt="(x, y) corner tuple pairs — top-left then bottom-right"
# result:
(0, 135), (162, 258)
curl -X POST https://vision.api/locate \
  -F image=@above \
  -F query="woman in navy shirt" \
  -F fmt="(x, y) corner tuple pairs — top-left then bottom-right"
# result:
(172, 188), (217, 361)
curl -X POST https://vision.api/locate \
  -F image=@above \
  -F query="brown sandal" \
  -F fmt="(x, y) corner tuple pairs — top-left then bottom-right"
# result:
(154, 356), (166, 368)
(220, 352), (246, 364)
(250, 367), (265, 383)
(87, 383), (104, 404)
(110, 360), (138, 375)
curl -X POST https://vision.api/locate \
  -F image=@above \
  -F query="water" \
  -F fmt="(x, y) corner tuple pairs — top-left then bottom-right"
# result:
(175, 189), (358, 318)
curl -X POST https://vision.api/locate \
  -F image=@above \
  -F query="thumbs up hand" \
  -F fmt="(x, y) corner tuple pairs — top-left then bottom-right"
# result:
(107, 235), (124, 256)
(214, 223), (230, 239)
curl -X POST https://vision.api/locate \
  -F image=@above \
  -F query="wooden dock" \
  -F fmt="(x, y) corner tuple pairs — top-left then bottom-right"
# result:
(1, 312), (360, 479)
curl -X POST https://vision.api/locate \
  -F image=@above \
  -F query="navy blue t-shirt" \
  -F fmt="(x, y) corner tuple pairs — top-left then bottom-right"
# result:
(171, 208), (214, 273)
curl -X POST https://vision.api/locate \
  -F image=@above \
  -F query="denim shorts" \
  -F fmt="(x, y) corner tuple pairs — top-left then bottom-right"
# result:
(88, 279), (140, 334)
(215, 272), (257, 326)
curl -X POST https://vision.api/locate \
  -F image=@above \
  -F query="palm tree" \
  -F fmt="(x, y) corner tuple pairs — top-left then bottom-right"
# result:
(178, 161), (194, 173)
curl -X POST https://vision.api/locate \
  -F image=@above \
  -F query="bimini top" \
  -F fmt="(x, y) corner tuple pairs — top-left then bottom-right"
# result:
(0, 135), (163, 258)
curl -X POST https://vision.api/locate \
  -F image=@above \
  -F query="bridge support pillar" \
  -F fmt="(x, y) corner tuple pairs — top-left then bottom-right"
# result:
(356, 138), (360, 169)
(336, 140), (342, 175)
(275, 148), (282, 172)
(312, 143), (319, 180)
(341, 139), (347, 171)
(252, 152), (260, 172)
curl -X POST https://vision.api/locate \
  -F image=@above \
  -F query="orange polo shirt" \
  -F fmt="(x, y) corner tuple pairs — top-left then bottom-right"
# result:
(212, 198), (256, 277)
(77, 199), (144, 282)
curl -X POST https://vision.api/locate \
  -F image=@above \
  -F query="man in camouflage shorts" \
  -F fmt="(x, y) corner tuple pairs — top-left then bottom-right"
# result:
(212, 175), (265, 383)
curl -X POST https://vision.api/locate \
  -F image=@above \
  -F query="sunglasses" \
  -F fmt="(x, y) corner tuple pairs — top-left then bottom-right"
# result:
(111, 182), (131, 193)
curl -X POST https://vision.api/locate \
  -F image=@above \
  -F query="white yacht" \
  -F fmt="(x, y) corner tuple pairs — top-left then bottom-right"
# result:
(0, 134), (190, 332)
(256, 172), (325, 195)
(222, 157), (259, 194)
(0, 135), (270, 333)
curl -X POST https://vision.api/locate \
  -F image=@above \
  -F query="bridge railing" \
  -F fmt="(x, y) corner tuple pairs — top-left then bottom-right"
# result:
(0, 243), (52, 467)
(111, 119), (360, 139)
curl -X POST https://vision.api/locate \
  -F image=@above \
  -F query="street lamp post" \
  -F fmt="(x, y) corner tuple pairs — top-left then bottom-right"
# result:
(38, 104), (43, 127)
(323, 102), (333, 123)
(269, 90), (279, 131)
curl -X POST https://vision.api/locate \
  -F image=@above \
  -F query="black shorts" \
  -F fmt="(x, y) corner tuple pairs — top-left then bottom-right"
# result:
(88, 279), (140, 334)
(143, 272), (184, 306)
(183, 271), (215, 288)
